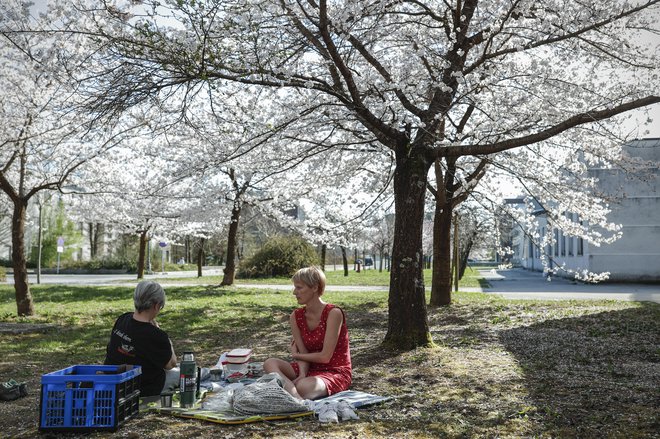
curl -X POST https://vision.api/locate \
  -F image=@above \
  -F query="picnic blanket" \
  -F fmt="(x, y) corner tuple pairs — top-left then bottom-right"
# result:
(148, 389), (392, 425)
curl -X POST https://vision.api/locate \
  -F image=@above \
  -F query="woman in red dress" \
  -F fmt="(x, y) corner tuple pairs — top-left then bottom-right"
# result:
(263, 266), (352, 400)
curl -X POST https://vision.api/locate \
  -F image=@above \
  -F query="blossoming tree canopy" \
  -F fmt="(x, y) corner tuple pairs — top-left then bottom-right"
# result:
(61, 0), (660, 348)
(0, 0), (149, 315)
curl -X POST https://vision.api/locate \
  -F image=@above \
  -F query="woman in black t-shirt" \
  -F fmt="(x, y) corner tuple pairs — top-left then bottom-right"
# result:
(104, 281), (177, 396)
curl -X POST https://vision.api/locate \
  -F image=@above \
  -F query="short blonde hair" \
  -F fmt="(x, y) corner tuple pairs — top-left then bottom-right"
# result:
(292, 266), (326, 296)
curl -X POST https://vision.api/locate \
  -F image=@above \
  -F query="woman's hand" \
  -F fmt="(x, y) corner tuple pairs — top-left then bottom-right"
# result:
(289, 338), (299, 355)
(293, 362), (309, 384)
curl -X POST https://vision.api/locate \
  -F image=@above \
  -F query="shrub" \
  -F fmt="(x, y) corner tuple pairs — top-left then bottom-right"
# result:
(58, 258), (137, 272)
(238, 235), (319, 278)
(0, 266), (5, 282)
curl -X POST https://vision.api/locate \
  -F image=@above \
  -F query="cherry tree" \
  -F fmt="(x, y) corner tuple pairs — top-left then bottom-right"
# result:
(66, 135), (234, 278)
(0, 0), (144, 315)
(75, 0), (659, 348)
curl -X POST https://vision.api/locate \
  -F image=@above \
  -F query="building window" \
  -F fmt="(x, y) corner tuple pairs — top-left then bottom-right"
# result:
(535, 228), (541, 258)
(577, 220), (584, 256)
(561, 231), (566, 256)
(554, 229), (559, 256)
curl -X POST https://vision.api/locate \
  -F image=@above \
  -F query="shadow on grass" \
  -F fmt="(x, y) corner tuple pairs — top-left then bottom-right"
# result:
(498, 302), (660, 437)
(14, 285), (133, 304)
(478, 278), (491, 289)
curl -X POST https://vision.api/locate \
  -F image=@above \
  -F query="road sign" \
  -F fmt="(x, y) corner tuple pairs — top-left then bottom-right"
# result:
(57, 237), (64, 253)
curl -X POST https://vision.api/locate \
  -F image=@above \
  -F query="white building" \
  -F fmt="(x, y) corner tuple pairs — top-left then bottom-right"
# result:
(514, 138), (660, 282)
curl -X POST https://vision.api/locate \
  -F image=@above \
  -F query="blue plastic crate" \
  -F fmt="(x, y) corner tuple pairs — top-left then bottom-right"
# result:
(39, 364), (141, 431)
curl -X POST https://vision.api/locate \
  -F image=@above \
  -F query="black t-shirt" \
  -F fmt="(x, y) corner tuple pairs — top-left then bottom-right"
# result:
(104, 312), (173, 397)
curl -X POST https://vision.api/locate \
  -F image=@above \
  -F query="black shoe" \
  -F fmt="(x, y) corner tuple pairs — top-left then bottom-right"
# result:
(18, 382), (27, 397)
(0, 381), (20, 401)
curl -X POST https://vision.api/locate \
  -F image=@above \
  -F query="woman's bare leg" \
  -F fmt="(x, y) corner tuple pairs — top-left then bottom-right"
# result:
(295, 376), (328, 400)
(263, 358), (303, 399)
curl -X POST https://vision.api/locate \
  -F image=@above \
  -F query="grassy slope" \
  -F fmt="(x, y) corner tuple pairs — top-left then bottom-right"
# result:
(0, 277), (657, 438)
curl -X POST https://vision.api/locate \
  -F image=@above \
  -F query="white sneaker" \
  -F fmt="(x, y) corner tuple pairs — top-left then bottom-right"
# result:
(336, 400), (358, 421)
(316, 401), (339, 423)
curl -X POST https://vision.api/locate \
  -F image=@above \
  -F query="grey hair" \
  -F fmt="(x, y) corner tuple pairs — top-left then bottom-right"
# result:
(134, 281), (166, 312)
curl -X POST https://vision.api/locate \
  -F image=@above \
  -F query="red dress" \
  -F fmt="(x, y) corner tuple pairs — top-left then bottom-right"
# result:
(290, 303), (352, 395)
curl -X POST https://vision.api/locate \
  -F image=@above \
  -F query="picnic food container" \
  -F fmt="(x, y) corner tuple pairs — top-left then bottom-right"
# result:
(225, 348), (252, 364)
(39, 364), (141, 432)
(160, 392), (173, 408)
(209, 368), (224, 381)
(246, 362), (264, 377)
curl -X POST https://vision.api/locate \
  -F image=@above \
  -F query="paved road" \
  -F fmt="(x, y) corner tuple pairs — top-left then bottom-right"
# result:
(475, 268), (660, 303)
(3, 268), (225, 286)
(4, 267), (658, 303)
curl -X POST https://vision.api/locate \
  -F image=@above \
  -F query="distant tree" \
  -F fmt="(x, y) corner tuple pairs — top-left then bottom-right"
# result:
(29, 199), (83, 268)
(0, 0), (138, 315)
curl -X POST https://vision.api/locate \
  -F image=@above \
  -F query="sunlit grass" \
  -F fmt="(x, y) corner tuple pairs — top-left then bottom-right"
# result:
(1, 280), (656, 438)
(148, 266), (487, 289)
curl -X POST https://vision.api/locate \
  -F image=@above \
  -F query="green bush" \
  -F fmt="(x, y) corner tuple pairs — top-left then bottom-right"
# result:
(238, 235), (319, 278)
(0, 266), (5, 282)
(59, 258), (137, 272)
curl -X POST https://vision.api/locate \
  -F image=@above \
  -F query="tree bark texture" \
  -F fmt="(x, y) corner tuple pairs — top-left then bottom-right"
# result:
(383, 148), (433, 349)
(320, 243), (326, 271)
(12, 200), (34, 316)
(197, 237), (205, 277)
(341, 245), (348, 277)
(88, 222), (103, 259)
(136, 229), (147, 279)
(221, 201), (241, 286)
(430, 157), (457, 306)
(430, 196), (454, 305)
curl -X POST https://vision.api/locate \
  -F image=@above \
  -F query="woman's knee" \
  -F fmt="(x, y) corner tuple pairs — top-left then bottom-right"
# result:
(296, 377), (327, 400)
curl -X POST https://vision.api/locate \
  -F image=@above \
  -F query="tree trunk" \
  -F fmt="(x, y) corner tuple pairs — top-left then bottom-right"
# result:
(88, 223), (95, 258)
(320, 243), (326, 271)
(37, 203), (43, 285)
(197, 237), (205, 277)
(11, 200), (34, 316)
(430, 157), (457, 306)
(340, 245), (348, 277)
(459, 241), (473, 279)
(430, 200), (453, 306)
(221, 201), (242, 286)
(137, 229), (147, 279)
(88, 222), (103, 259)
(383, 149), (433, 349)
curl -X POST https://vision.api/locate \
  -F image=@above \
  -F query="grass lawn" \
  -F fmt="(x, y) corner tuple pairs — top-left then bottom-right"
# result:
(151, 266), (487, 289)
(0, 279), (657, 438)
